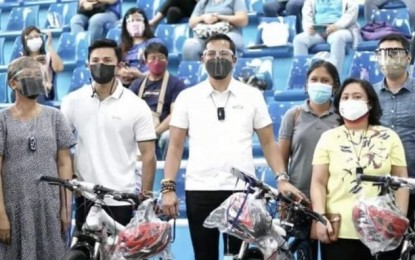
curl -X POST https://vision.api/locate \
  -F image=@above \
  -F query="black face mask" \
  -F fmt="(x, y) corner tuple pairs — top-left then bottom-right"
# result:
(90, 63), (116, 84)
(205, 58), (233, 80)
(19, 78), (45, 99)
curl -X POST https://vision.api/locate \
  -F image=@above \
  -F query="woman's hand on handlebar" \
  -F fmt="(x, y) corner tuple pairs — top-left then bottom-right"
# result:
(162, 191), (179, 218)
(277, 180), (309, 203)
(317, 216), (334, 244)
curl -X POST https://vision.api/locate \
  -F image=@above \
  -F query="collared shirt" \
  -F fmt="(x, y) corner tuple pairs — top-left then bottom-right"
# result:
(279, 99), (339, 197)
(170, 78), (272, 190)
(61, 81), (156, 203)
(374, 76), (415, 177)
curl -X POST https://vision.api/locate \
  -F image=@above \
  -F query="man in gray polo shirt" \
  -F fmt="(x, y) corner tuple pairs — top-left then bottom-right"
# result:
(374, 33), (415, 223)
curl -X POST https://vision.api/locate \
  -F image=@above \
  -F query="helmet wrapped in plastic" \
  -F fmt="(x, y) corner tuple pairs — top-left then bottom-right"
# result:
(352, 194), (409, 255)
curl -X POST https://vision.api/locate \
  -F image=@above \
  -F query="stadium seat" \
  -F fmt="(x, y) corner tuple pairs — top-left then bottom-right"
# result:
(286, 55), (314, 90)
(5, 6), (39, 32)
(274, 89), (308, 102)
(0, 0), (21, 12)
(380, 0), (406, 10)
(245, 0), (265, 24)
(0, 73), (8, 104)
(137, 0), (164, 20)
(56, 32), (76, 66)
(10, 36), (23, 63)
(234, 56), (274, 94)
(348, 51), (383, 85)
(106, 27), (121, 44)
(44, 2), (78, 32)
(242, 16), (296, 58)
(76, 32), (90, 67)
(357, 8), (412, 51)
(177, 61), (207, 87)
(68, 66), (91, 93)
(0, 38), (4, 65)
(154, 23), (190, 63)
(268, 101), (302, 139)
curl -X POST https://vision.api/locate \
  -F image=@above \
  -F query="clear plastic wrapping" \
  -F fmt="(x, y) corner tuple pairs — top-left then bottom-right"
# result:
(204, 192), (284, 257)
(352, 193), (409, 255)
(112, 199), (173, 260)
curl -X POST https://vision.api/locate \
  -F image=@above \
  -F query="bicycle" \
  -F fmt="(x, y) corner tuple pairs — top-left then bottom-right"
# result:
(357, 174), (415, 260)
(205, 168), (327, 260)
(39, 175), (140, 260)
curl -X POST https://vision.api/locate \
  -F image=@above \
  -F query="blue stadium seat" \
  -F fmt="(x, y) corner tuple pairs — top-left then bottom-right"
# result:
(155, 23), (190, 63)
(137, 0), (164, 20)
(0, 0), (21, 12)
(286, 55), (313, 90)
(44, 2), (78, 32)
(0, 38), (4, 65)
(0, 73), (8, 104)
(106, 27), (121, 44)
(177, 61), (207, 87)
(76, 32), (90, 66)
(243, 16), (296, 58)
(268, 101), (302, 139)
(245, 0), (264, 24)
(274, 89), (308, 102)
(234, 56), (274, 94)
(10, 36), (23, 63)
(69, 66), (91, 93)
(357, 8), (412, 51)
(380, 0), (406, 10)
(103, 0), (122, 35)
(5, 6), (39, 31)
(348, 51), (383, 85)
(56, 32), (76, 66)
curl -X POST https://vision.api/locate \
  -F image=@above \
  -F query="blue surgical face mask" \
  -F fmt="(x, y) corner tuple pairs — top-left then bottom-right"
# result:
(307, 82), (333, 104)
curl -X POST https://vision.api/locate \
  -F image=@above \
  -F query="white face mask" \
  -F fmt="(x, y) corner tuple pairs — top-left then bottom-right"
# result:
(339, 100), (369, 121)
(27, 37), (43, 53)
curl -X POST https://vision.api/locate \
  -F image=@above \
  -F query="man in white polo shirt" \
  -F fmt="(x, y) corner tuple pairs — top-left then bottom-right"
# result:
(61, 39), (157, 229)
(161, 34), (306, 260)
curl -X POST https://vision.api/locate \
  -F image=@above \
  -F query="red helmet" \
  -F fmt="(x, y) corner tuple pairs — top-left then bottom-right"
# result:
(352, 200), (409, 253)
(118, 221), (171, 259)
(225, 192), (272, 241)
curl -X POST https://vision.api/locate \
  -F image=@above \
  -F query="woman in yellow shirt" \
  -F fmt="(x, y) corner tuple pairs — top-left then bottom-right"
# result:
(311, 78), (409, 260)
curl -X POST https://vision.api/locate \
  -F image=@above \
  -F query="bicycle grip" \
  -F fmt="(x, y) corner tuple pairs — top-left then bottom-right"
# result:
(39, 175), (65, 184)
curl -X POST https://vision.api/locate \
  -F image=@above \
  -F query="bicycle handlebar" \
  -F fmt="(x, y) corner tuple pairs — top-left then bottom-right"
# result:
(39, 175), (140, 205)
(230, 168), (327, 225)
(357, 174), (415, 190)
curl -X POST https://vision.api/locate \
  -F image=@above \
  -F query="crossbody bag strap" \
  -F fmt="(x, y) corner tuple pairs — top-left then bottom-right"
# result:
(155, 71), (169, 115)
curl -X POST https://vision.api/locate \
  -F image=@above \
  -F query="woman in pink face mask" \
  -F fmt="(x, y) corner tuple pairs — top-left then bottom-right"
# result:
(118, 7), (163, 87)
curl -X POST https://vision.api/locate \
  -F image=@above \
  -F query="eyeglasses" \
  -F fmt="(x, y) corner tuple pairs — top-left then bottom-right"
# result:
(375, 48), (408, 59)
(203, 49), (234, 59)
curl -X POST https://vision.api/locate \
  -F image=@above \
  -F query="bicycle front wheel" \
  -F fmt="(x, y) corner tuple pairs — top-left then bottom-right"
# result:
(62, 249), (89, 260)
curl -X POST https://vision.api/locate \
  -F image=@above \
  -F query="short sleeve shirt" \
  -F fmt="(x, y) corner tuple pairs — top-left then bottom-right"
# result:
(313, 125), (406, 239)
(170, 78), (271, 190)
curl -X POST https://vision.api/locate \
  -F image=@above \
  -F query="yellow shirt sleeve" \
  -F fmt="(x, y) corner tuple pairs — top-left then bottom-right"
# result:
(390, 130), (407, 166)
(312, 130), (332, 165)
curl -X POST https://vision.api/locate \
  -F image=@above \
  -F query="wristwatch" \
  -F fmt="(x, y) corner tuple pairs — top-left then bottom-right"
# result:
(276, 172), (290, 182)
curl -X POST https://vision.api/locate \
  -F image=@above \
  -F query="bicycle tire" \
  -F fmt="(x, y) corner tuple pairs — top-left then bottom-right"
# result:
(62, 249), (89, 260)
(292, 240), (312, 260)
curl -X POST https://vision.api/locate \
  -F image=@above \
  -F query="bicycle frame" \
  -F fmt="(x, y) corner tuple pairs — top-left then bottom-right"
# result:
(70, 201), (126, 259)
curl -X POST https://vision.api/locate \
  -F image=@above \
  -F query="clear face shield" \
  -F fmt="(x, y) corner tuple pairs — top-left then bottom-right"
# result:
(375, 47), (409, 79)
(203, 49), (234, 80)
(12, 69), (47, 98)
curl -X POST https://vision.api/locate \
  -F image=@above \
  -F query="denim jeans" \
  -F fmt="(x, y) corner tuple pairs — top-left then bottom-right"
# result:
(182, 31), (244, 61)
(70, 11), (118, 42)
(293, 30), (353, 74)
(364, 0), (415, 29)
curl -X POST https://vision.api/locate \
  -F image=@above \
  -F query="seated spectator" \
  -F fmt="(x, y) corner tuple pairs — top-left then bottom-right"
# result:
(364, 0), (415, 30)
(182, 0), (248, 61)
(130, 42), (186, 159)
(70, 0), (121, 42)
(293, 0), (359, 74)
(263, 0), (305, 32)
(20, 26), (64, 101)
(149, 0), (197, 27)
(118, 7), (163, 87)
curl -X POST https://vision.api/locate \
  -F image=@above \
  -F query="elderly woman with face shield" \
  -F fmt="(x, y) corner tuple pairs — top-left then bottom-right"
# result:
(0, 57), (75, 259)
(374, 33), (415, 229)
